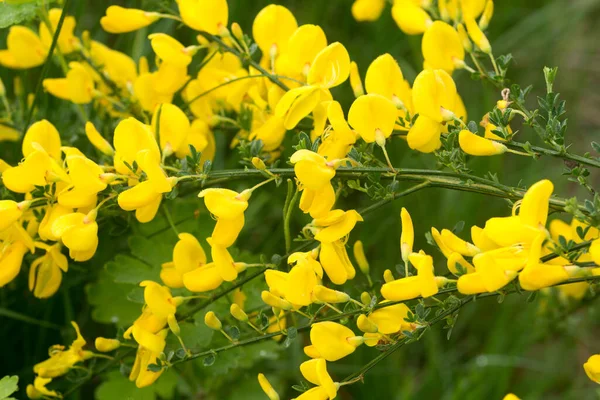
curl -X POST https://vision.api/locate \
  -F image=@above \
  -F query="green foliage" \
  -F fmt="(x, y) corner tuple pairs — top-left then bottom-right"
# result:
(0, 376), (18, 400)
(95, 370), (178, 400)
(0, 1), (47, 28)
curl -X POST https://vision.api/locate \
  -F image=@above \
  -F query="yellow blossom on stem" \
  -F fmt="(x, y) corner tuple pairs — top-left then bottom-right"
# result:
(391, 0), (432, 35)
(422, 21), (465, 73)
(352, 0), (386, 22)
(258, 373), (280, 400)
(177, 0), (229, 34)
(584, 354), (600, 384)
(309, 321), (363, 361)
(252, 5), (298, 58)
(100, 6), (160, 33)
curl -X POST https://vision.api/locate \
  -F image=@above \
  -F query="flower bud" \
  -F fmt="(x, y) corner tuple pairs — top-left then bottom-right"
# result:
(456, 24), (473, 53)
(204, 311), (222, 330)
(584, 354), (600, 384)
(352, 241), (369, 275)
(95, 337), (121, 352)
(465, 17), (491, 54)
(313, 285), (350, 303)
(360, 291), (372, 306)
(383, 269), (394, 283)
(349, 61), (364, 98)
(357, 314), (378, 333)
(258, 373), (280, 400)
(261, 291), (293, 310)
(400, 208), (414, 263)
(479, 0), (494, 31)
(251, 157), (267, 171)
(85, 122), (114, 156)
(230, 303), (248, 322)
(458, 130), (507, 156)
(231, 22), (244, 43)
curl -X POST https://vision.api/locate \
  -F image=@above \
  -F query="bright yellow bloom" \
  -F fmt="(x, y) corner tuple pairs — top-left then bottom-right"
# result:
(95, 338), (121, 352)
(400, 207), (414, 263)
(28, 243), (68, 299)
(160, 233), (207, 288)
(365, 53), (411, 111)
(447, 252), (475, 275)
(148, 34), (193, 67)
(285, 262), (319, 306)
(23, 119), (62, 161)
(313, 285), (350, 304)
(584, 354), (600, 384)
(100, 6), (159, 33)
(465, 17), (491, 54)
(207, 237), (239, 281)
(0, 241), (29, 287)
(177, 0), (228, 34)
(26, 377), (60, 399)
(113, 117), (160, 175)
(39, 8), (79, 54)
(320, 240), (356, 285)
(85, 122), (114, 156)
(129, 329), (168, 388)
(503, 394), (521, 400)
(440, 229), (480, 257)
(0, 26), (47, 69)
(352, 0), (386, 21)
(314, 210), (363, 243)
(479, 0), (494, 30)
(198, 188), (250, 219)
(391, 0), (432, 35)
(182, 261), (246, 292)
(412, 69), (457, 123)
(151, 103), (190, 154)
(299, 358), (338, 399)
(309, 321), (363, 361)
(519, 234), (571, 291)
(279, 24), (327, 79)
(51, 210), (98, 261)
(252, 5), (298, 58)
(353, 240), (370, 275)
(204, 311), (223, 330)
(348, 94), (398, 144)
(483, 179), (553, 247)
(0, 200), (25, 232)
(90, 41), (138, 89)
(258, 373), (280, 400)
(407, 115), (442, 153)
(291, 150), (336, 190)
(307, 42), (351, 88)
(459, 129), (507, 156)
(422, 21), (465, 73)
(34, 322), (96, 378)
(349, 61), (364, 98)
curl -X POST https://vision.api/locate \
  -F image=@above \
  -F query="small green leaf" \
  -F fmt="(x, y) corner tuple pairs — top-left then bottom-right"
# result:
(0, 376), (18, 400)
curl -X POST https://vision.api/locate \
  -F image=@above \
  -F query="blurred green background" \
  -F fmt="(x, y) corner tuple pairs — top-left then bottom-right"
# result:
(1, 0), (600, 399)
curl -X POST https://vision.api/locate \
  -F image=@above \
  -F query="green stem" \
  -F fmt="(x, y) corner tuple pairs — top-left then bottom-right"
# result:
(283, 181), (299, 254)
(505, 140), (600, 169)
(24, 0), (71, 132)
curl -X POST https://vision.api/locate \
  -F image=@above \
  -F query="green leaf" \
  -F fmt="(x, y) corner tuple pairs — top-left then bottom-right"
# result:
(95, 370), (177, 400)
(0, 376), (18, 400)
(86, 270), (141, 327)
(0, 2), (37, 29)
(105, 254), (160, 285)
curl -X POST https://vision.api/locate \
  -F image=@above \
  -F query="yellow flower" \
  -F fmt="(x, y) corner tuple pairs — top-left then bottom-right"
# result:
(177, 0), (228, 34)
(183, 261), (246, 292)
(39, 8), (79, 54)
(458, 129), (507, 156)
(34, 321), (96, 378)
(412, 69), (457, 123)
(353, 240), (370, 275)
(23, 119), (62, 161)
(85, 122), (114, 156)
(502, 394), (521, 400)
(447, 252), (475, 275)
(95, 337), (121, 352)
(407, 115), (442, 153)
(44, 62), (96, 104)
(0, 241), (29, 287)
(129, 329), (168, 388)
(258, 373), (280, 400)
(151, 103), (190, 155)
(204, 311), (223, 330)
(422, 21), (465, 73)
(0, 200), (26, 232)
(465, 17), (491, 54)
(100, 6), (160, 33)
(348, 93), (398, 144)
(365, 54), (412, 112)
(252, 5), (298, 58)
(90, 41), (138, 89)
(0, 26), (47, 69)
(400, 207), (414, 263)
(0, 124), (19, 142)
(518, 234), (571, 291)
(113, 117), (160, 175)
(298, 358), (338, 399)
(314, 209), (363, 243)
(161, 233), (207, 288)
(291, 150), (336, 190)
(479, 0), (494, 30)
(483, 179), (553, 247)
(313, 285), (350, 304)
(391, 0), (432, 35)
(307, 42), (351, 88)
(285, 262), (319, 306)
(584, 354), (600, 384)
(349, 61), (365, 98)
(440, 228), (480, 257)
(319, 240), (356, 285)
(207, 237), (239, 281)
(51, 210), (99, 261)
(28, 243), (68, 298)
(149, 33), (193, 67)
(352, 0), (386, 22)
(26, 377), (60, 399)
(308, 321), (363, 361)
(281, 24), (327, 78)
(299, 183), (336, 219)
(275, 85), (324, 130)
(176, 119), (215, 160)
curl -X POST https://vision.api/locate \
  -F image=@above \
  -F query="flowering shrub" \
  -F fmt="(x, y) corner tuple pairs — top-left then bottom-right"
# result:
(1, 0), (600, 399)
